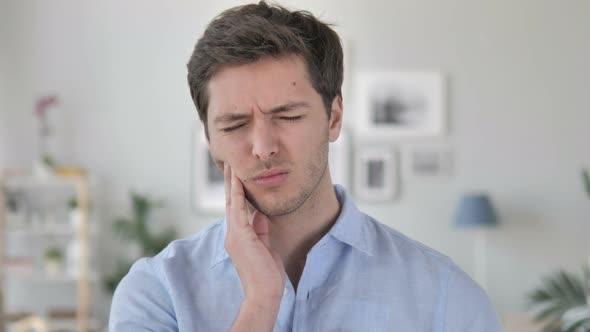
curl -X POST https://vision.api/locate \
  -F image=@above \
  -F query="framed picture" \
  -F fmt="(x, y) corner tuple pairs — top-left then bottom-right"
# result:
(356, 70), (445, 137)
(410, 146), (453, 176)
(329, 128), (351, 190)
(191, 122), (225, 212)
(354, 144), (399, 202)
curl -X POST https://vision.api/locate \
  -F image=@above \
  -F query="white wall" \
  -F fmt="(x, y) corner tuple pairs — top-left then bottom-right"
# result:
(1, 1), (39, 169)
(2, 0), (590, 317)
(0, 0), (8, 169)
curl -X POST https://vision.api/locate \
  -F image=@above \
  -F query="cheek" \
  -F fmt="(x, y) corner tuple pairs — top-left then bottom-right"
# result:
(209, 138), (249, 170)
(287, 122), (327, 149)
(208, 144), (222, 164)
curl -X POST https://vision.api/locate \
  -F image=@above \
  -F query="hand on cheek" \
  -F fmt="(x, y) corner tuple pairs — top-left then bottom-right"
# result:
(222, 163), (286, 305)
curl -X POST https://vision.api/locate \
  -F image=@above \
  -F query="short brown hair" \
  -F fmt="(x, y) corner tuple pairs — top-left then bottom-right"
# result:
(186, 1), (343, 137)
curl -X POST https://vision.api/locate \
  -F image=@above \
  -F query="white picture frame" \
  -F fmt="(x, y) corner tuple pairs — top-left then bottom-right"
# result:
(329, 128), (351, 190)
(410, 146), (453, 177)
(356, 70), (445, 137)
(354, 144), (399, 202)
(191, 122), (225, 212)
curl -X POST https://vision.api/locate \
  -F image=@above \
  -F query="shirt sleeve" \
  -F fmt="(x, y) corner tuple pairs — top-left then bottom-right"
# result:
(109, 257), (178, 332)
(442, 265), (505, 332)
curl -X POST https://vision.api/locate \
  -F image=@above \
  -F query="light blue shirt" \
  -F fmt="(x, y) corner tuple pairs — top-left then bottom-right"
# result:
(110, 185), (503, 331)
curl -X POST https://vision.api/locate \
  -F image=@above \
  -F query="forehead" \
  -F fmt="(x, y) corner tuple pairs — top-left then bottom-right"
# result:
(207, 54), (315, 115)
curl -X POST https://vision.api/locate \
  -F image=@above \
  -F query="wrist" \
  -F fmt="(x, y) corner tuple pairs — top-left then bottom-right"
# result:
(244, 293), (283, 309)
(230, 296), (281, 332)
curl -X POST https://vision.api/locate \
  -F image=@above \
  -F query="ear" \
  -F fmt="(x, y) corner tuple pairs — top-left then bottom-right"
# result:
(328, 95), (343, 143)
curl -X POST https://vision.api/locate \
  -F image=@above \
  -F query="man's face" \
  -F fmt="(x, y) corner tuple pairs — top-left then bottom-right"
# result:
(206, 54), (342, 216)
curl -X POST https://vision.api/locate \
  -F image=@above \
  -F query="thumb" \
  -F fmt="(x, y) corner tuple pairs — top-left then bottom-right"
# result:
(251, 211), (271, 249)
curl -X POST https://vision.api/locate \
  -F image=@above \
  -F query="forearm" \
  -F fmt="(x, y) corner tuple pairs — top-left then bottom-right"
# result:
(230, 298), (281, 332)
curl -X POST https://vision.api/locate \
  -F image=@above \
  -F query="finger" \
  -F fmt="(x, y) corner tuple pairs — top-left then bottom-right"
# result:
(245, 196), (256, 221)
(251, 211), (271, 249)
(224, 163), (231, 207)
(230, 169), (249, 227)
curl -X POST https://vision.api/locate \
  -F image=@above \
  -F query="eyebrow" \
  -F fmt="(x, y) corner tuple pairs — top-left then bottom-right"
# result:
(213, 101), (311, 125)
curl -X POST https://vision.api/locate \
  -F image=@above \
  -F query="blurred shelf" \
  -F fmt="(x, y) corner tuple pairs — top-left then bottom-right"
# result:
(47, 317), (103, 332)
(6, 315), (104, 332)
(5, 223), (99, 236)
(1, 172), (96, 332)
(5, 270), (100, 283)
(2, 174), (97, 189)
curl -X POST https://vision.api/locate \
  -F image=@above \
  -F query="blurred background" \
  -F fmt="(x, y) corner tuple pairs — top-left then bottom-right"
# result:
(1, 0), (589, 331)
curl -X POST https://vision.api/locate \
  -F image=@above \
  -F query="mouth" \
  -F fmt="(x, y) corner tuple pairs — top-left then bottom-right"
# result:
(251, 170), (289, 187)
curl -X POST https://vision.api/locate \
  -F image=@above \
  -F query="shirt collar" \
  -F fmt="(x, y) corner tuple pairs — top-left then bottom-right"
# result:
(211, 219), (230, 268)
(328, 184), (377, 257)
(210, 184), (376, 269)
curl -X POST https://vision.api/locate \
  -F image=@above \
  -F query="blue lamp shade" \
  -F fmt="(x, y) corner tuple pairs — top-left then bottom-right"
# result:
(453, 193), (498, 227)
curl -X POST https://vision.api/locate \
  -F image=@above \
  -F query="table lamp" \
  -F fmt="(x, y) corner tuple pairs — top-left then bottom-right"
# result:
(453, 193), (499, 291)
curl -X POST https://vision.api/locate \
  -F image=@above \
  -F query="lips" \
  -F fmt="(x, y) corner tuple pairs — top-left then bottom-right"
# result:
(251, 170), (289, 187)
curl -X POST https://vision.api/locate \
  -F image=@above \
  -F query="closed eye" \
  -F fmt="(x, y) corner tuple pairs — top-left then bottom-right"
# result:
(280, 116), (303, 122)
(221, 123), (245, 133)
(221, 116), (303, 132)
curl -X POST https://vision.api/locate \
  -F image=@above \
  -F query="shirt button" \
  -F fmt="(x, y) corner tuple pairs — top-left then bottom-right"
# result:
(283, 287), (288, 296)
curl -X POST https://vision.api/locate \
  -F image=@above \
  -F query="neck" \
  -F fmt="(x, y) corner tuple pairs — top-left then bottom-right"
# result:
(266, 171), (341, 289)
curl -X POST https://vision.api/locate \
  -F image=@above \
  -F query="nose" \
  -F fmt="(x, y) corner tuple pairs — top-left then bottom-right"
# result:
(251, 120), (279, 161)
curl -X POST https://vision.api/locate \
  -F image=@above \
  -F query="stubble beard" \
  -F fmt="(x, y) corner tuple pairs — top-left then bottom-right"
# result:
(244, 140), (330, 217)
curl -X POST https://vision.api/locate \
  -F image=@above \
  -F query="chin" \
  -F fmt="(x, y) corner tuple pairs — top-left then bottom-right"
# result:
(244, 161), (328, 217)
(247, 190), (303, 217)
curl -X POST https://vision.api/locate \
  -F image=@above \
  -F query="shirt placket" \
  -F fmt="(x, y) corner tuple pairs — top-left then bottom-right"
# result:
(276, 277), (295, 331)
(291, 237), (334, 332)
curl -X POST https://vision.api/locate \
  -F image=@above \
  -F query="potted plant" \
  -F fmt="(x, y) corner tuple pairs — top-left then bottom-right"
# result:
(33, 95), (59, 179)
(68, 197), (92, 229)
(103, 192), (176, 294)
(68, 197), (81, 230)
(527, 169), (590, 331)
(44, 247), (64, 276)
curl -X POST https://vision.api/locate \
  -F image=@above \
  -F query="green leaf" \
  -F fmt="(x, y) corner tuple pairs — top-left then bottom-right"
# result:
(562, 306), (590, 332)
(43, 155), (57, 168)
(102, 260), (133, 294)
(45, 247), (63, 260)
(528, 268), (588, 331)
(112, 218), (136, 240)
(104, 191), (177, 294)
(582, 265), (590, 302)
(542, 321), (562, 332)
(143, 228), (176, 256)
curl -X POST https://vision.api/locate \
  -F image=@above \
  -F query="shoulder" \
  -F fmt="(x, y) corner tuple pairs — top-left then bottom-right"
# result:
(109, 220), (225, 331)
(153, 219), (226, 267)
(443, 264), (503, 331)
(109, 255), (178, 331)
(120, 218), (226, 286)
(361, 214), (502, 330)
(362, 213), (454, 272)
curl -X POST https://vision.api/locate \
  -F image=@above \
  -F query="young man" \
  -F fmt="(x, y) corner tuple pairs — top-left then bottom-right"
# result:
(110, 2), (503, 331)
